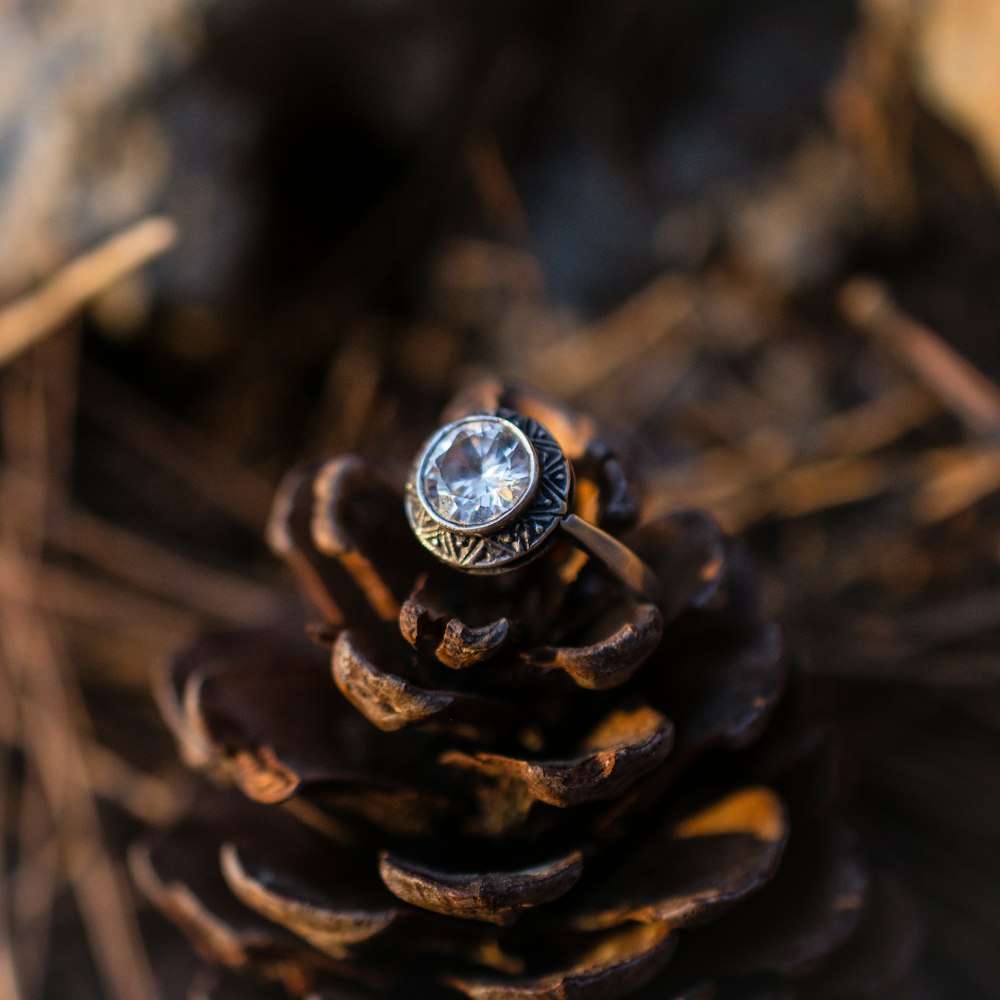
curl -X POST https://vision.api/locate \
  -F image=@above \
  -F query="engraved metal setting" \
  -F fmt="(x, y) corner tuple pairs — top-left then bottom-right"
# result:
(406, 410), (574, 574)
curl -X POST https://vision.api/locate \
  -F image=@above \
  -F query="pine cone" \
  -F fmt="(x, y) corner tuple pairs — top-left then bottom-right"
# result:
(133, 382), (922, 1000)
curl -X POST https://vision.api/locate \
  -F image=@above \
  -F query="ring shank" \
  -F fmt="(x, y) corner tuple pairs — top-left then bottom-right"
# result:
(560, 514), (661, 604)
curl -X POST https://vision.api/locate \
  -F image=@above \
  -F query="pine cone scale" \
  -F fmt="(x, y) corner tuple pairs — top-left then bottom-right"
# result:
(376, 849), (585, 924)
(570, 787), (789, 931)
(444, 922), (676, 1000)
(440, 704), (674, 809)
(522, 602), (664, 691)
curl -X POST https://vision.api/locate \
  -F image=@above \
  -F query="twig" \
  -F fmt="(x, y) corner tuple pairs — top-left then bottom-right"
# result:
(1, 347), (159, 1000)
(912, 444), (1000, 524)
(434, 239), (547, 297)
(811, 383), (939, 459)
(465, 134), (533, 244)
(11, 776), (59, 996)
(893, 587), (1000, 647)
(0, 217), (177, 367)
(527, 273), (697, 398)
(80, 740), (183, 826)
(0, 552), (198, 645)
(840, 277), (1000, 441)
(0, 737), (24, 1000)
(0, 551), (161, 1000)
(47, 505), (283, 623)
(768, 454), (893, 520)
(83, 364), (275, 532)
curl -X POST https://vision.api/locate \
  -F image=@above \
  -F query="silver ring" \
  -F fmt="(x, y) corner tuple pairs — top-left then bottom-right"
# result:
(404, 410), (660, 600)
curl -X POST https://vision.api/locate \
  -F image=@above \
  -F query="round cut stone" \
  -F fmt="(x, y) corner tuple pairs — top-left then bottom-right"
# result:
(420, 417), (536, 529)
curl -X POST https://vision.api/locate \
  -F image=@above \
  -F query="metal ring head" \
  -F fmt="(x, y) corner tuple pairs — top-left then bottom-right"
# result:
(405, 409), (574, 575)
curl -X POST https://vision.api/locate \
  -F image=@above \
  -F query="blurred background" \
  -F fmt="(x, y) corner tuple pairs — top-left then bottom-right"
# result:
(2, 0), (1000, 996)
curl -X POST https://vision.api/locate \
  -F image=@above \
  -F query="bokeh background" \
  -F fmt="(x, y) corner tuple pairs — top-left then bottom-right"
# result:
(2, 0), (1000, 997)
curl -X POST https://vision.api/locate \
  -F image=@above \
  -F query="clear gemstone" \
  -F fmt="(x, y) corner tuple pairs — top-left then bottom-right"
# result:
(420, 418), (535, 528)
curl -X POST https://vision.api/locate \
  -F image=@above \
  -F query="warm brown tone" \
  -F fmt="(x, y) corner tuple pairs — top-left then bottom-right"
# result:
(7, 3), (1000, 996)
(132, 381), (921, 999)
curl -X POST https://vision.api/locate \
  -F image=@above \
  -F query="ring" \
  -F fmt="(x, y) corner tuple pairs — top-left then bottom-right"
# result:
(404, 409), (660, 600)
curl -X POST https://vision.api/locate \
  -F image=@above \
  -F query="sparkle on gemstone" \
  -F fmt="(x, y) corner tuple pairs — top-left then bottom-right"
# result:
(419, 417), (536, 529)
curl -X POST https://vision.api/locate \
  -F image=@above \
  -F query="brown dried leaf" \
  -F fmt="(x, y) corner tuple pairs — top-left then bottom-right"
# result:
(442, 705), (673, 808)
(377, 850), (584, 925)
(446, 922), (676, 1000)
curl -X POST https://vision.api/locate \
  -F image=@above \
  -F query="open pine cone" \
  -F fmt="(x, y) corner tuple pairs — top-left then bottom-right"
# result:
(133, 382), (922, 999)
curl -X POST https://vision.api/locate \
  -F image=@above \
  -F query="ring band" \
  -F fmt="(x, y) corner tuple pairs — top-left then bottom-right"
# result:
(404, 410), (660, 601)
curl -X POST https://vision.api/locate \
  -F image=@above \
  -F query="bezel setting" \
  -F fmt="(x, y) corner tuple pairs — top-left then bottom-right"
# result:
(414, 414), (539, 535)
(406, 410), (574, 575)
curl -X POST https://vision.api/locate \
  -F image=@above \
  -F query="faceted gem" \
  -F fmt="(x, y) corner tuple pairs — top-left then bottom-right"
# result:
(420, 417), (536, 529)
